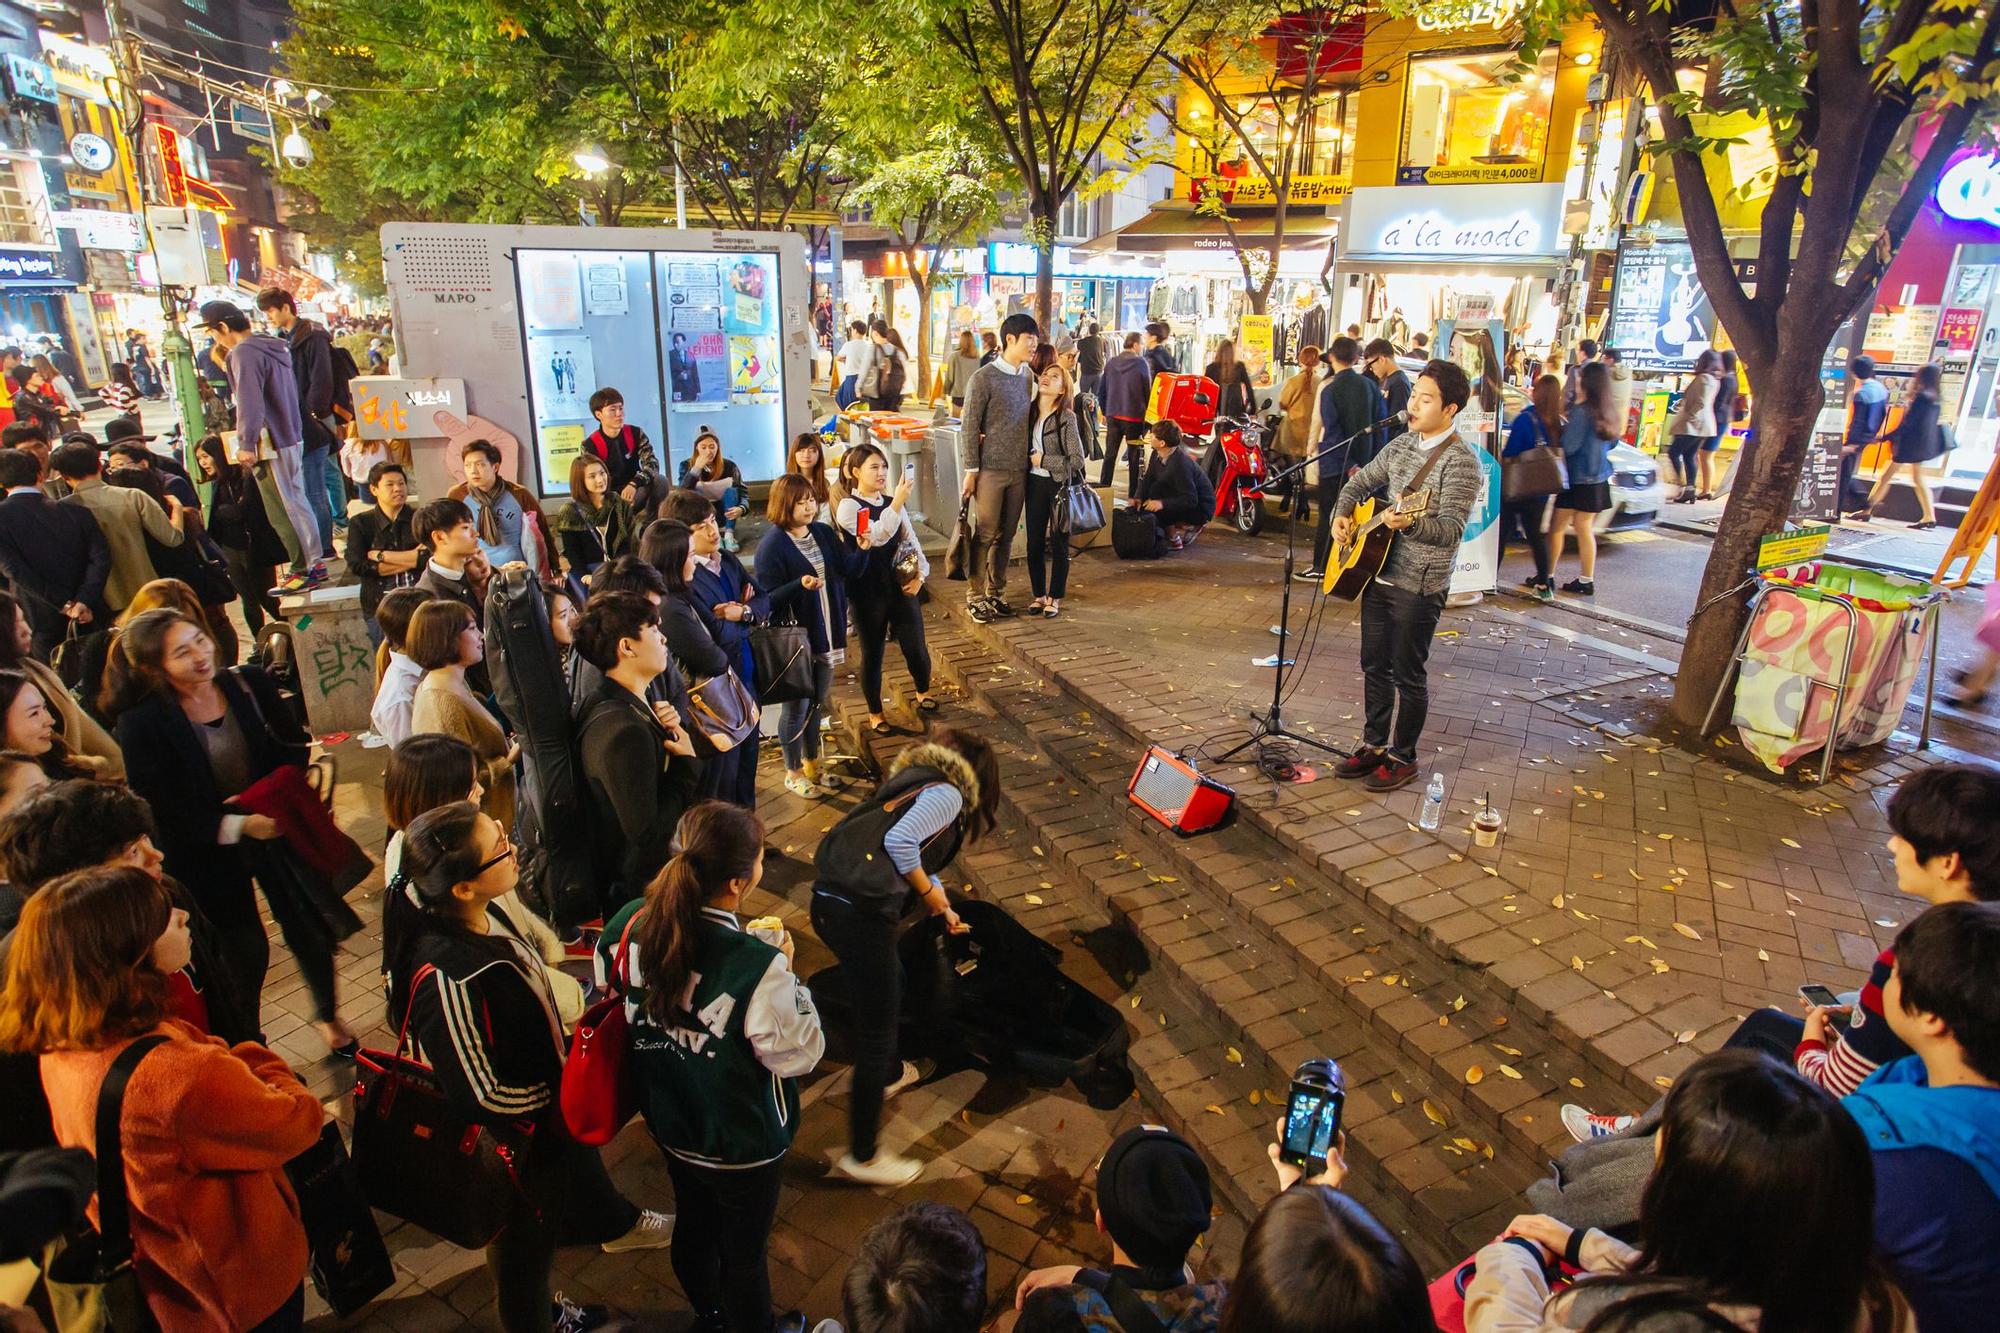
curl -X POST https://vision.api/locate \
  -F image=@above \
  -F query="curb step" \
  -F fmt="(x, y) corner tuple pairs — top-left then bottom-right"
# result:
(919, 601), (1726, 1112)
(822, 635), (1543, 1268)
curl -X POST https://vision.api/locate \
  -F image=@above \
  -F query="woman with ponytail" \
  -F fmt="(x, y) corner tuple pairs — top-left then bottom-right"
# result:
(596, 800), (824, 1333)
(386, 802), (671, 1333)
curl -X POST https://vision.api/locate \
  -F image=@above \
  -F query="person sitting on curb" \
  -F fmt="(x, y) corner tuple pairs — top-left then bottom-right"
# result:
(1563, 761), (2000, 1143)
(1129, 422), (1215, 553)
(1843, 900), (2000, 1331)
(1014, 1125), (1228, 1331)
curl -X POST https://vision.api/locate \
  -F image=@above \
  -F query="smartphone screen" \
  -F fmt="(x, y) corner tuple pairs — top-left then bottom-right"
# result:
(1280, 1081), (1343, 1168)
(904, 462), (918, 480)
(1799, 984), (1851, 1027)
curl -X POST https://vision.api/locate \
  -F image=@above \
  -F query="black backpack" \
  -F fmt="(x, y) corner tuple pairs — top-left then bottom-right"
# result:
(329, 345), (361, 416)
(880, 349), (907, 400)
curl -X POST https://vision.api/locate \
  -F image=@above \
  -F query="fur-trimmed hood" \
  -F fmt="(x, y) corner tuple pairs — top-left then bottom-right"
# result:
(888, 741), (980, 817)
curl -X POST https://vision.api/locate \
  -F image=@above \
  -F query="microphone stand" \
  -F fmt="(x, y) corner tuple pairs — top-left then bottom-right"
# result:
(1217, 414), (1403, 765)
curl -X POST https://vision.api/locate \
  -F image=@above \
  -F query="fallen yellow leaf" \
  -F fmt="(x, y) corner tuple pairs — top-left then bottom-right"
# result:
(1568, 1077), (1585, 1088)
(1650, 958), (1672, 974)
(1226, 1047), (1244, 1064)
(1024, 894), (1044, 906)
(1016, 1193), (1034, 1205)
(1571, 955), (1586, 972)
(1031, 846), (1044, 857)
(1498, 1064), (1523, 1080)
(1129, 995), (1142, 1008)
(1757, 949), (1770, 962)
(1204, 1105), (1224, 1115)
(1248, 1089), (1261, 1105)
(1422, 1099), (1450, 1127)
(1439, 1015), (1451, 1027)
(1452, 995), (1467, 1011)
(1452, 1137), (1479, 1152)
(1781, 837), (1801, 849)
(1673, 922), (1702, 940)
(1494, 1043), (1522, 1057)
(1390, 1089), (1406, 1105)
(1552, 894), (1566, 909)
(1465, 1065), (1485, 1084)
(1676, 1031), (1696, 1044)
(1654, 1076), (1674, 1088)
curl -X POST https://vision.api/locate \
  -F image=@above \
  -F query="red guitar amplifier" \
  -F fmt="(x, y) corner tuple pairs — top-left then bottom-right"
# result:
(1128, 746), (1235, 836)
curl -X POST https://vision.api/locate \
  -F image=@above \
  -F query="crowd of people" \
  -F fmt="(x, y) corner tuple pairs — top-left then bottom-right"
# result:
(0, 294), (1991, 1333)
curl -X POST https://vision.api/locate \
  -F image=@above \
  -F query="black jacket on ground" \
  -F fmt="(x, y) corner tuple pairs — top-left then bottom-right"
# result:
(0, 489), (109, 650)
(114, 666), (310, 933)
(577, 678), (702, 904)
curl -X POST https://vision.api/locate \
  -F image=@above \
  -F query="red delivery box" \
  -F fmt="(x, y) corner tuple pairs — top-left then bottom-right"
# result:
(1146, 374), (1218, 436)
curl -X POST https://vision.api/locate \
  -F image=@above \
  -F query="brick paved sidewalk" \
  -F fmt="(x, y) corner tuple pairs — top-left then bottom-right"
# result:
(296, 746), (1172, 1330)
(930, 523), (1981, 1102)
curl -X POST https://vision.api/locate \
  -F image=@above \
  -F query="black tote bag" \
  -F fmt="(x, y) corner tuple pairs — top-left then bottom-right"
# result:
(285, 1121), (393, 1318)
(748, 621), (815, 704)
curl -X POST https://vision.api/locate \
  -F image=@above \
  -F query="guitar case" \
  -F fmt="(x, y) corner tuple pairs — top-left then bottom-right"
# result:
(810, 897), (1135, 1108)
(483, 567), (595, 932)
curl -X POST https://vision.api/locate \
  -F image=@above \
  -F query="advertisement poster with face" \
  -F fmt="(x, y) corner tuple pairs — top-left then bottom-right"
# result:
(1436, 318), (1505, 596)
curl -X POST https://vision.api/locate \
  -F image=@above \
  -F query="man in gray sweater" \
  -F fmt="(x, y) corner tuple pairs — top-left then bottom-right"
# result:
(957, 312), (1039, 622)
(1330, 358), (1484, 792)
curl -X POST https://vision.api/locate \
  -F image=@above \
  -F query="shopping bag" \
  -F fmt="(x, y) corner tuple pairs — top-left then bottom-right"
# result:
(561, 916), (640, 1145)
(1055, 477), (1106, 537)
(285, 1121), (393, 1318)
(944, 498), (975, 581)
(351, 967), (529, 1248)
(748, 622), (815, 705)
(41, 1036), (168, 1333)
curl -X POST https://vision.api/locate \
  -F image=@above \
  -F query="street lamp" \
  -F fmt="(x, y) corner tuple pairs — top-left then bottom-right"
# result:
(573, 146), (613, 175)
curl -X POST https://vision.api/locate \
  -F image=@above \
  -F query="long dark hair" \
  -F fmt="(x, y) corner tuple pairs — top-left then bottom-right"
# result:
(1913, 362), (1942, 396)
(385, 734), (480, 832)
(1689, 349), (1722, 379)
(1576, 361), (1620, 440)
(383, 801), (495, 1021)
(633, 801), (764, 1030)
(1220, 1185), (1431, 1333)
(1571, 1049), (1900, 1333)
(640, 518), (694, 598)
(195, 435), (248, 508)
(1211, 338), (1240, 386)
(0, 668), (79, 779)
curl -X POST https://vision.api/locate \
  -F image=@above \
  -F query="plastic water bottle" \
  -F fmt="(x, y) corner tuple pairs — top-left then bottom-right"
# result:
(1418, 773), (1446, 831)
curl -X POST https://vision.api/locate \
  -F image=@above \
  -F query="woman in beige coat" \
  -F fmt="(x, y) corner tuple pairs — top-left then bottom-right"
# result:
(406, 600), (517, 832)
(1277, 346), (1323, 521)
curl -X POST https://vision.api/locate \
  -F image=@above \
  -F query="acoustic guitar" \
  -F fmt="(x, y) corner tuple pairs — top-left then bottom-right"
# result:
(1321, 488), (1433, 601)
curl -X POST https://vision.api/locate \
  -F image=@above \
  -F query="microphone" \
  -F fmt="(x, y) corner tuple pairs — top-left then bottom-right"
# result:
(1387, 408), (1410, 426)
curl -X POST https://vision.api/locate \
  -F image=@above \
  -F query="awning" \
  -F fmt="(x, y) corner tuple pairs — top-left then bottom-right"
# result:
(1076, 208), (1338, 256)
(1335, 252), (1568, 279)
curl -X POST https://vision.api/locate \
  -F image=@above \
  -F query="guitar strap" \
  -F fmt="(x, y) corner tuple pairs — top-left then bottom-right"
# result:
(1399, 434), (1454, 502)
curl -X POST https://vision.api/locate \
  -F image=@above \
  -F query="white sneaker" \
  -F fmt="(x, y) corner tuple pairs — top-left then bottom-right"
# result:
(1560, 1104), (1636, 1143)
(601, 1208), (675, 1252)
(835, 1150), (923, 1187)
(883, 1059), (929, 1100)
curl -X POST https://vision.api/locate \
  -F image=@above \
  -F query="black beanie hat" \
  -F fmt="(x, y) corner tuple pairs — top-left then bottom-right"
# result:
(1096, 1125), (1212, 1269)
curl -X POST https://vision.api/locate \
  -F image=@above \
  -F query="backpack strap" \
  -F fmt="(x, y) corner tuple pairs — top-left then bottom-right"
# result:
(1076, 1269), (1172, 1333)
(94, 1034), (170, 1271)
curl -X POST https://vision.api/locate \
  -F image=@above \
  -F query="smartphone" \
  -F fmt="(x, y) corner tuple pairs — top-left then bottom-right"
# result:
(1799, 984), (1852, 1028)
(1279, 1079), (1344, 1169)
(903, 461), (918, 480)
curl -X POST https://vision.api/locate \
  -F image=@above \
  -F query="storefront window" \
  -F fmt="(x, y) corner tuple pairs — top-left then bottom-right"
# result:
(1402, 49), (1559, 183)
(518, 246), (790, 494)
(0, 161), (54, 248)
(1198, 90), (1357, 180)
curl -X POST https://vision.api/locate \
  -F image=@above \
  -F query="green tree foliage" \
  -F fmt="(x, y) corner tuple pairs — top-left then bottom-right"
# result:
(845, 129), (1003, 395)
(1491, 0), (2000, 728)
(900, 0), (1208, 331)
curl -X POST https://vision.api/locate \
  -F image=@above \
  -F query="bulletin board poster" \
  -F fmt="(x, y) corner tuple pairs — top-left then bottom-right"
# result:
(666, 330), (728, 404)
(528, 332), (596, 484)
(1238, 314), (1274, 384)
(522, 252), (583, 330)
(538, 422), (589, 483)
(724, 255), (781, 406)
(661, 259), (733, 411)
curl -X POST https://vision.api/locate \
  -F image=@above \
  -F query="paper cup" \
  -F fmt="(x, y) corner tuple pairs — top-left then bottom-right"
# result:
(1472, 813), (1503, 848)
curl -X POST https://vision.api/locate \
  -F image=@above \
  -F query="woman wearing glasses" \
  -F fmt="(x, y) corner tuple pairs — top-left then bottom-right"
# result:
(387, 801), (673, 1332)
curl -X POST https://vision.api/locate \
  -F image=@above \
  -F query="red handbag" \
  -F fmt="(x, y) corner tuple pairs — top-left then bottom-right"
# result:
(560, 914), (640, 1145)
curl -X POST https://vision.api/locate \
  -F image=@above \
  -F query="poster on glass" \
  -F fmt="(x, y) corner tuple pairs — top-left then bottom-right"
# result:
(522, 252), (584, 330)
(1607, 241), (1716, 371)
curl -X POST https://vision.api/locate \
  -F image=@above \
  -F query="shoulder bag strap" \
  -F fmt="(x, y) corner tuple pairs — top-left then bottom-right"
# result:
(612, 912), (640, 991)
(397, 963), (438, 1058)
(94, 1034), (171, 1271)
(1075, 1270), (1171, 1333)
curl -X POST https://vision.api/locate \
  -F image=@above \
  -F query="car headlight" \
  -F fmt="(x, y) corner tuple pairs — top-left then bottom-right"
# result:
(1613, 469), (1655, 488)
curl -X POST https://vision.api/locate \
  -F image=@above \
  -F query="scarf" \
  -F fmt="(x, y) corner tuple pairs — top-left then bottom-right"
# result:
(468, 479), (508, 548)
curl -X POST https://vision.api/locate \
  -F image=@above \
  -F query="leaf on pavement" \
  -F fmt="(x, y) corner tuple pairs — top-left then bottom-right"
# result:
(1498, 1064), (1522, 1079)
(1423, 1099), (1450, 1127)
(1673, 922), (1702, 940)
(1465, 1065), (1484, 1084)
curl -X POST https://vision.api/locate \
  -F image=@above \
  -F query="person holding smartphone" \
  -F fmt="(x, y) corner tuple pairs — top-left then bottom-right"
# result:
(836, 443), (934, 735)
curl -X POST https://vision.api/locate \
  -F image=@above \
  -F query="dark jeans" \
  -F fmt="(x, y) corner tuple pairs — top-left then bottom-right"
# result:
(491, 1127), (640, 1333)
(1498, 496), (1551, 582)
(1666, 434), (1703, 488)
(214, 913), (271, 1025)
(1838, 445), (1866, 512)
(1024, 472), (1071, 599)
(1099, 419), (1148, 492)
(696, 741), (750, 809)
(664, 1155), (786, 1333)
(1359, 579), (1447, 762)
(247, 1284), (304, 1332)
(1311, 477), (1341, 571)
(853, 589), (931, 713)
(809, 893), (900, 1161)
(222, 544), (280, 635)
(299, 445), (335, 557)
(1723, 1007), (1806, 1064)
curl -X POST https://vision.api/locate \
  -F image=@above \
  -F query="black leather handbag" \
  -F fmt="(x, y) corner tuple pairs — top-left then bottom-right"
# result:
(351, 967), (531, 1249)
(749, 621), (815, 705)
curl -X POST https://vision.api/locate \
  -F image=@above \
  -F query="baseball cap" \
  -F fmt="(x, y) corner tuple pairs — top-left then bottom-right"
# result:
(195, 299), (246, 330)
(103, 418), (154, 444)
(1094, 1125), (1212, 1269)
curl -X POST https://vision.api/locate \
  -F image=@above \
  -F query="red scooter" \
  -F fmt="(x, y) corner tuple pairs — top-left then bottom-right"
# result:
(1209, 415), (1267, 535)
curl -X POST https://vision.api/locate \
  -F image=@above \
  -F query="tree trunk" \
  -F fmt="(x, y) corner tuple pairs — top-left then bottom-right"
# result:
(1669, 354), (1824, 727)
(1033, 198), (1058, 334)
(1244, 278), (1269, 316)
(914, 275), (935, 400)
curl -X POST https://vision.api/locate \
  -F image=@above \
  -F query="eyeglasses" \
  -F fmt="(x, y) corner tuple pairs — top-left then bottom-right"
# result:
(472, 829), (515, 875)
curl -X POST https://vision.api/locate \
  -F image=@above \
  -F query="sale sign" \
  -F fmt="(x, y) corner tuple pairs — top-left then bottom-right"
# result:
(1938, 307), (1983, 354)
